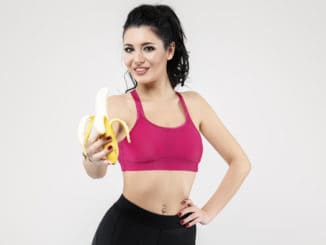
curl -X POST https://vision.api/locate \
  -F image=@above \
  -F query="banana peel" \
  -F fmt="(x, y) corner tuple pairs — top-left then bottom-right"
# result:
(78, 87), (131, 164)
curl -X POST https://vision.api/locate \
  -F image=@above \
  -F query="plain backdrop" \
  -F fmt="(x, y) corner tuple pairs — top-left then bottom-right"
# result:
(1, 0), (325, 244)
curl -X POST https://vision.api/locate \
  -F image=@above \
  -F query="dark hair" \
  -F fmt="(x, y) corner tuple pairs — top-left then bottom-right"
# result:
(122, 4), (190, 93)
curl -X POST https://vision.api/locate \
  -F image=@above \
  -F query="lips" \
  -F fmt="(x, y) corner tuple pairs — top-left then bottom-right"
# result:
(134, 67), (149, 75)
(134, 67), (149, 71)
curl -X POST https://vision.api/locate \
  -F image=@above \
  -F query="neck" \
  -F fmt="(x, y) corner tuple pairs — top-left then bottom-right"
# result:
(135, 76), (176, 102)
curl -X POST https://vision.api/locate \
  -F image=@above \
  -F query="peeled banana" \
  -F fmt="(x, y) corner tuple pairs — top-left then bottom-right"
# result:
(78, 87), (131, 164)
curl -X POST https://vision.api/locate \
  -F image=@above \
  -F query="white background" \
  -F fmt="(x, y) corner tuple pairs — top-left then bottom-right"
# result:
(1, 0), (325, 244)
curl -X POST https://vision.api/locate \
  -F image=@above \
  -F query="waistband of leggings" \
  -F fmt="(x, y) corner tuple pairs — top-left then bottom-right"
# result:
(113, 193), (187, 229)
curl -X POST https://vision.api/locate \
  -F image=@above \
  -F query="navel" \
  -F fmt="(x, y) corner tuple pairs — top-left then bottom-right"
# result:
(161, 204), (167, 214)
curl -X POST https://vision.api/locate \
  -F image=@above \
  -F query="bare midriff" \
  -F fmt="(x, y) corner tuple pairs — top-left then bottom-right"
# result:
(122, 170), (196, 215)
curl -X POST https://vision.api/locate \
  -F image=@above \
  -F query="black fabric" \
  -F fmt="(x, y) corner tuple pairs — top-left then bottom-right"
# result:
(92, 193), (197, 245)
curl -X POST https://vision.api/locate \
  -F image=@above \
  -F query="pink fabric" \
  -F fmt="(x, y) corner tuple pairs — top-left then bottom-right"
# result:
(118, 89), (203, 172)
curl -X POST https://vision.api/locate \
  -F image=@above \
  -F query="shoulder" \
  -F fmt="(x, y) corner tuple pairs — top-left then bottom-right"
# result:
(106, 94), (124, 114)
(105, 93), (131, 135)
(178, 90), (207, 112)
(179, 90), (218, 129)
(106, 92), (134, 117)
(178, 90), (207, 129)
(179, 90), (204, 101)
(178, 90), (198, 102)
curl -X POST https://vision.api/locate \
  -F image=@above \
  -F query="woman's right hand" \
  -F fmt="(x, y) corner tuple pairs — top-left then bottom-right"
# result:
(85, 132), (114, 166)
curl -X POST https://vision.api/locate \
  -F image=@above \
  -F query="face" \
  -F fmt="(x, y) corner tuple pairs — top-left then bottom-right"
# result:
(123, 25), (175, 84)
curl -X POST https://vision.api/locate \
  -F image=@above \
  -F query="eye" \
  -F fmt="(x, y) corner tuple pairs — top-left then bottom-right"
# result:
(124, 47), (133, 53)
(144, 46), (155, 51)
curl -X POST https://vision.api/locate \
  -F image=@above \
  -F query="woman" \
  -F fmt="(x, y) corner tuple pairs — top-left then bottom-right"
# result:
(83, 4), (251, 245)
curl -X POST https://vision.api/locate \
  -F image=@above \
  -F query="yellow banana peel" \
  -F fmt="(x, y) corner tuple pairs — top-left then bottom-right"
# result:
(78, 87), (131, 164)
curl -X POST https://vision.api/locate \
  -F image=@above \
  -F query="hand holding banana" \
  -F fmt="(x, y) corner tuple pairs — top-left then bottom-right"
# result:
(84, 133), (114, 166)
(78, 87), (131, 165)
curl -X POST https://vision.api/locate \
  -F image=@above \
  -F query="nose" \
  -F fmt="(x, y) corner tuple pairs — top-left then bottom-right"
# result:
(134, 50), (145, 64)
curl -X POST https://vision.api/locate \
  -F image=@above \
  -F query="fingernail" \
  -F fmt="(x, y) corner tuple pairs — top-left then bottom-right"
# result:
(105, 136), (112, 140)
(107, 145), (113, 150)
(177, 212), (182, 217)
(180, 220), (184, 224)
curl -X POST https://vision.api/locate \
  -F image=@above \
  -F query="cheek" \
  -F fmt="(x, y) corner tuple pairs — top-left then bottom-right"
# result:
(123, 55), (132, 68)
(148, 53), (166, 67)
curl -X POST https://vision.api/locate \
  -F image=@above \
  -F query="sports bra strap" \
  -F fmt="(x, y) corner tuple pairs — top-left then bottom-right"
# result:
(130, 89), (145, 117)
(175, 91), (191, 121)
(130, 89), (190, 120)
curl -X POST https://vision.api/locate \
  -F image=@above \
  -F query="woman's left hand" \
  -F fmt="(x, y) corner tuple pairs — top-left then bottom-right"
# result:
(177, 198), (213, 228)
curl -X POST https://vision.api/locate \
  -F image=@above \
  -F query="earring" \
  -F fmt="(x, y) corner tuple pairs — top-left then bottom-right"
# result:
(124, 70), (137, 86)
(124, 70), (133, 81)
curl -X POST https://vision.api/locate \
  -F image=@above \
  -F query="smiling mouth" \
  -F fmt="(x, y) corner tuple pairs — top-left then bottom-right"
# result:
(134, 67), (149, 75)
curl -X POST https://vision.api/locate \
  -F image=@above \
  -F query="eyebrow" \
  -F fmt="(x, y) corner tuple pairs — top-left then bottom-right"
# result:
(124, 42), (155, 47)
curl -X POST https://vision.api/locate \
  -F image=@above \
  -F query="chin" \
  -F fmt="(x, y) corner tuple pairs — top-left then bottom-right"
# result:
(136, 79), (154, 84)
(134, 76), (155, 84)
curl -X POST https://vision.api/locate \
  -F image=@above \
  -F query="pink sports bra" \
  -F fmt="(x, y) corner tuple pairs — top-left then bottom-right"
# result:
(118, 89), (203, 172)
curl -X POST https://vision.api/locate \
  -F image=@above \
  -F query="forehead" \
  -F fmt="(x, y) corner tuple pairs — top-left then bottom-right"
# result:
(123, 26), (161, 45)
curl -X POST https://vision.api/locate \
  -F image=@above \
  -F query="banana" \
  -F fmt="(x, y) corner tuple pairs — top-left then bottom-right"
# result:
(78, 87), (131, 164)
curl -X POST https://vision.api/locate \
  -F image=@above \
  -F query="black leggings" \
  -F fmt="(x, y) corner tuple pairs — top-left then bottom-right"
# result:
(92, 193), (197, 245)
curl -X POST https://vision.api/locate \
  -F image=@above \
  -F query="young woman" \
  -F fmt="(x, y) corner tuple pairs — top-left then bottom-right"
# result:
(83, 4), (251, 245)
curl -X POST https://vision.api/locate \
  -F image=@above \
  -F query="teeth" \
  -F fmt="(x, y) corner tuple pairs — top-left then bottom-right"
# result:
(135, 68), (147, 71)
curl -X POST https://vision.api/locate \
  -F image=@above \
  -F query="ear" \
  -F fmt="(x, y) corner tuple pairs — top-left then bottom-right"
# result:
(167, 41), (176, 60)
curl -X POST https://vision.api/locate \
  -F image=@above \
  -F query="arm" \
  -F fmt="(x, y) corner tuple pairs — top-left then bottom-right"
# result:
(193, 91), (252, 221)
(83, 156), (109, 179)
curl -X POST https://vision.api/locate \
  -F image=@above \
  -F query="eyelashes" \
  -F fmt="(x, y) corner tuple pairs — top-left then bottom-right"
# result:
(124, 46), (155, 53)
